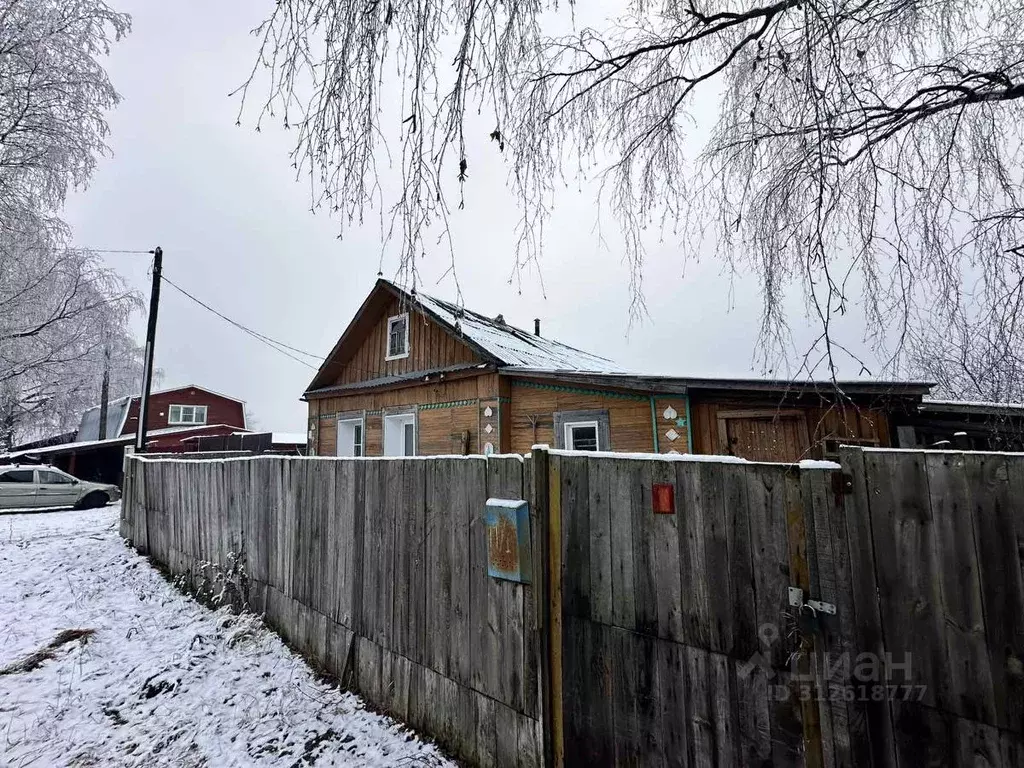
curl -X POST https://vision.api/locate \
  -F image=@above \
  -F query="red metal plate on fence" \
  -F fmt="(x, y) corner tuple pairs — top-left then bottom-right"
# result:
(652, 483), (675, 514)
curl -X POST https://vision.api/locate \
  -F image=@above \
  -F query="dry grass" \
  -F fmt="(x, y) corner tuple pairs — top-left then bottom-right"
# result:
(0, 628), (96, 675)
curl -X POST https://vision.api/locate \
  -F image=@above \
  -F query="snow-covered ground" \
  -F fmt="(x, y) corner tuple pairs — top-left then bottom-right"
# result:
(0, 505), (453, 767)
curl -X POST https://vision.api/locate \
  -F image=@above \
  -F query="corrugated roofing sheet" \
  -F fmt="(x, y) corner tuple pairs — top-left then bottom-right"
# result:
(76, 397), (131, 442)
(412, 290), (623, 373)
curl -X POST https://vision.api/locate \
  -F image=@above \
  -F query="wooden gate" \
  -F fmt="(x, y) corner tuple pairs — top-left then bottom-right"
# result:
(539, 446), (1024, 767)
(717, 409), (813, 462)
(833, 447), (1024, 766)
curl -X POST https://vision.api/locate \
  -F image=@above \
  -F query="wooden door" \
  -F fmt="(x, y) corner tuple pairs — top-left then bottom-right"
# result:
(717, 409), (813, 461)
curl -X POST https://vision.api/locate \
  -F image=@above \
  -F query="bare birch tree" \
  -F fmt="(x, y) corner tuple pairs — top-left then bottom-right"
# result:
(239, 0), (1024, 377)
(0, 227), (141, 449)
(0, 0), (129, 232)
(907, 290), (1024, 403)
(0, 0), (133, 448)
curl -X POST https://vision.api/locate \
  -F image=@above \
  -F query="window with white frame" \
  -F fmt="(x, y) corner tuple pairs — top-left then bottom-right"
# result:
(554, 409), (609, 451)
(383, 412), (416, 456)
(564, 421), (600, 451)
(337, 417), (364, 457)
(168, 404), (208, 425)
(386, 313), (409, 360)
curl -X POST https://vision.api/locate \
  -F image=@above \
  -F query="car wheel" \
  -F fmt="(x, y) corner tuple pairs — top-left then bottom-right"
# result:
(76, 491), (109, 510)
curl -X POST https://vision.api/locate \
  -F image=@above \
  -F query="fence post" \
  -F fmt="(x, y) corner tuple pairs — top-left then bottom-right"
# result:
(785, 467), (825, 768)
(530, 445), (561, 768)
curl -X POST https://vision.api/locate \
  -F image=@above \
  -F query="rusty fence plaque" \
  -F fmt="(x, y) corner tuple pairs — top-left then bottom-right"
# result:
(484, 498), (531, 583)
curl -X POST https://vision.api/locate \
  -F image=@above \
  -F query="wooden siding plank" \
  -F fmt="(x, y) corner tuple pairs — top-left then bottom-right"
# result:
(802, 466), (852, 768)
(925, 452), (996, 725)
(425, 458), (452, 677)
(610, 459), (637, 632)
(587, 457), (613, 626)
(697, 461), (730, 653)
(840, 447), (897, 768)
(631, 460), (658, 635)
(723, 464), (757, 659)
(451, 459), (476, 689)
(865, 450), (944, 710)
(745, 465), (793, 670)
(677, 461), (711, 647)
(561, 455), (591, 621)
(469, 457), (497, 698)
(969, 453), (1024, 733)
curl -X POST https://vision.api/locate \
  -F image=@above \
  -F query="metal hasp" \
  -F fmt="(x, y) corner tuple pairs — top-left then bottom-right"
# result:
(788, 586), (837, 615)
(484, 498), (532, 583)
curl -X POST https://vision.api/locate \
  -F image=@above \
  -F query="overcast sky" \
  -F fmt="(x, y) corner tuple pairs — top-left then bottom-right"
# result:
(63, 0), (877, 432)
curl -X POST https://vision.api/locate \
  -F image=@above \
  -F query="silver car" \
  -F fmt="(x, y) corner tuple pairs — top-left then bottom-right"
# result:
(0, 464), (121, 510)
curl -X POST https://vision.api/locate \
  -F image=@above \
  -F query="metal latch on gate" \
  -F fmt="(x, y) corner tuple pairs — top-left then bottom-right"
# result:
(788, 586), (836, 615)
(789, 587), (837, 638)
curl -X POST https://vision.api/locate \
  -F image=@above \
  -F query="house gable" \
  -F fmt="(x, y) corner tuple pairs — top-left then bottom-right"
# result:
(305, 280), (493, 394)
(120, 386), (247, 435)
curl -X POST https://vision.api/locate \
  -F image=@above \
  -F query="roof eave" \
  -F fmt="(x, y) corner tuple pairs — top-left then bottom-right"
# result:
(501, 368), (934, 397)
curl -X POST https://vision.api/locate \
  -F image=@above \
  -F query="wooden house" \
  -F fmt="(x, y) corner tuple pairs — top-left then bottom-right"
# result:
(304, 280), (932, 461)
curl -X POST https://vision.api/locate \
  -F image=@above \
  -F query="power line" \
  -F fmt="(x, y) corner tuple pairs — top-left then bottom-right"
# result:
(82, 248), (156, 254)
(4, 246), (156, 254)
(160, 275), (321, 370)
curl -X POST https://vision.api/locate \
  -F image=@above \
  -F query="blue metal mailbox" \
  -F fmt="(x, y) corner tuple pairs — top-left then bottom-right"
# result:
(483, 498), (532, 583)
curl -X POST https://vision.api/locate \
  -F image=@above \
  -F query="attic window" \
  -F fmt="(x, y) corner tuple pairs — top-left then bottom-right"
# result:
(386, 313), (409, 360)
(169, 404), (207, 425)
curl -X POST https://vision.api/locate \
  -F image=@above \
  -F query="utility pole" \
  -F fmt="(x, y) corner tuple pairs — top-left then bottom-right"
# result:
(135, 246), (162, 453)
(98, 341), (110, 441)
(98, 321), (111, 438)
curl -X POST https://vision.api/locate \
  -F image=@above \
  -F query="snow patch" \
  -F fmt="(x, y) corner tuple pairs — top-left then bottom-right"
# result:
(0, 505), (453, 767)
(798, 459), (843, 470)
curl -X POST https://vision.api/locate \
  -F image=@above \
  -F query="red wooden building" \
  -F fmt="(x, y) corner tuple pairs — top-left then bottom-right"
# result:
(7, 385), (249, 484)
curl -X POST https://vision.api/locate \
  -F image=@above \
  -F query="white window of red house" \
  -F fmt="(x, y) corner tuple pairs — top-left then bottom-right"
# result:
(386, 313), (409, 360)
(168, 404), (208, 425)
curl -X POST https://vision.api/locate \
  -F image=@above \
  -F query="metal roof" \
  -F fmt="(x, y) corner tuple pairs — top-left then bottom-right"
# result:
(919, 398), (1024, 415)
(76, 396), (132, 441)
(408, 286), (622, 372)
(304, 279), (935, 399)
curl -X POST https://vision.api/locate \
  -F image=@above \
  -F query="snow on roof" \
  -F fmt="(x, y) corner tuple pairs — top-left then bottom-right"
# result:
(921, 398), (1024, 412)
(408, 287), (624, 373)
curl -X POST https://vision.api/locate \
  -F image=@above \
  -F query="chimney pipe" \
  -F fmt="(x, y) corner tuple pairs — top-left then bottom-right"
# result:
(534, 318), (541, 336)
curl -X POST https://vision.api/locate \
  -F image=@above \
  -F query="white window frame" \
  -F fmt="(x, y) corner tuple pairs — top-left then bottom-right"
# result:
(337, 416), (365, 457)
(385, 313), (410, 361)
(564, 421), (601, 451)
(168, 404), (208, 425)
(383, 412), (417, 456)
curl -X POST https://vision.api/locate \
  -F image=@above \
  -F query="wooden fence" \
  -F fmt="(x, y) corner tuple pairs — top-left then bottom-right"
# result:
(121, 447), (1024, 768)
(121, 454), (541, 768)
